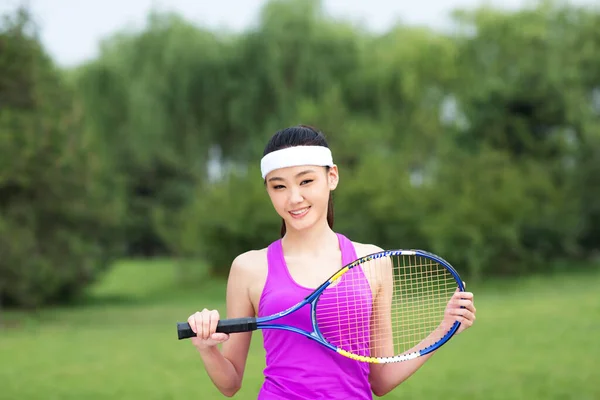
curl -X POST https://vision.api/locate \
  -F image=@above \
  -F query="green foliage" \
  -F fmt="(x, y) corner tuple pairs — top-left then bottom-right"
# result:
(0, 9), (125, 308)
(75, 0), (600, 279)
(451, 3), (594, 162)
(162, 166), (281, 277)
(577, 129), (600, 250)
(419, 144), (581, 280)
(74, 11), (231, 255)
(2, 0), (600, 297)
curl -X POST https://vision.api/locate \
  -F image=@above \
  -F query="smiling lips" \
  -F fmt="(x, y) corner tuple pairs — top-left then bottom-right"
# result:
(289, 206), (311, 218)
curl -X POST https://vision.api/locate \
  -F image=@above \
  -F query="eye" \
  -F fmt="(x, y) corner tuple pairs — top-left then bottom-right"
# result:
(272, 184), (285, 190)
(300, 179), (313, 185)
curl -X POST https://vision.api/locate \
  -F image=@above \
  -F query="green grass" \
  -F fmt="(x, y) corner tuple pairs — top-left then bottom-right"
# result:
(1, 259), (598, 399)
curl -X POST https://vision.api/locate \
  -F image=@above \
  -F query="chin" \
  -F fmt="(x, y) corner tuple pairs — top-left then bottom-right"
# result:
(285, 214), (322, 233)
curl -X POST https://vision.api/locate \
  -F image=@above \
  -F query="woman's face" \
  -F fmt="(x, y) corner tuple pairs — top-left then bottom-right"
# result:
(265, 164), (339, 233)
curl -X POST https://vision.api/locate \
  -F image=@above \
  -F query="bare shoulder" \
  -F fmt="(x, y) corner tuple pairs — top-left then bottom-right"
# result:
(350, 241), (389, 297)
(351, 241), (385, 259)
(229, 248), (269, 313)
(230, 248), (269, 278)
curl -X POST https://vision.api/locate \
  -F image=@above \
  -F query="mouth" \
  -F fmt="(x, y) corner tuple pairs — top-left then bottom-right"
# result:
(288, 206), (311, 218)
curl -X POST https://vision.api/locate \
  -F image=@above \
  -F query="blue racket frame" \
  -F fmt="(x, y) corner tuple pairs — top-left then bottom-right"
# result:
(177, 249), (465, 363)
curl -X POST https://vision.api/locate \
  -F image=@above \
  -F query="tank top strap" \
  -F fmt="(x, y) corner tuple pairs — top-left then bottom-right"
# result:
(336, 233), (359, 266)
(263, 234), (358, 291)
(266, 239), (287, 282)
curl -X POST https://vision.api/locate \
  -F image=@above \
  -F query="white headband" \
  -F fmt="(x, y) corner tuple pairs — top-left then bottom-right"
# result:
(260, 146), (334, 179)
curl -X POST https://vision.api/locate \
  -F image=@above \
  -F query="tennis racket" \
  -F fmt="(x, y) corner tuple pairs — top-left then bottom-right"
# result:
(176, 249), (465, 364)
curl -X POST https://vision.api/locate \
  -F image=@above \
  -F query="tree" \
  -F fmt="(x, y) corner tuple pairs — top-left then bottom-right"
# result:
(0, 8), (125, 309)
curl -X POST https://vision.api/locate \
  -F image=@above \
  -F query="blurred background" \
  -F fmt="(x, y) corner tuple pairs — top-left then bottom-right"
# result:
(0, 0), (598, 399)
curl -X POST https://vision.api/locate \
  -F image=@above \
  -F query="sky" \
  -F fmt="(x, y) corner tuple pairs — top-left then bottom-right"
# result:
(1, 0), (597, 67)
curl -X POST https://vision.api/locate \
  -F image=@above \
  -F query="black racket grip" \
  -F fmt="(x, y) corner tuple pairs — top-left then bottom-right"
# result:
(177, 317), (258, 340)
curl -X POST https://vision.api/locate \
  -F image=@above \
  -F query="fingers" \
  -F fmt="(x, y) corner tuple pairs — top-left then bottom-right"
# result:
(453, 291), (473, 301)
(187, 309), (221, 340)
(448, 306), (476, 320)
(451, 291), (475, 307)
(465, 301), (476, 314)
(449, 299), (476, 310)
(207, 309), (220, 339)
(449, 291), (474, 305)
(201, 309), (210, 339)
(445, 309), (475, 331)
(211, 333), (230, 343)
(446, 285), (477, 333)
(453, 315), (475, 328)
(446, 290), (477, 325)
(187, 313), (198, 334)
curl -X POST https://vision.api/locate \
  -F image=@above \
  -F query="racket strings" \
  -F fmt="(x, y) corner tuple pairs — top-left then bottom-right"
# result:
(395, 256), (457, 355)
(315, 255), (458, 360)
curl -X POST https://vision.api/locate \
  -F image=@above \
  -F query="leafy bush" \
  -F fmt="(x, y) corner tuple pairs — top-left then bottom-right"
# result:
(0, 10), (125, 308)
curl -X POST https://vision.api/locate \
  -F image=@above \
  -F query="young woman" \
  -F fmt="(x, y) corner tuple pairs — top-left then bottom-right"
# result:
(186, 125), (477, 399)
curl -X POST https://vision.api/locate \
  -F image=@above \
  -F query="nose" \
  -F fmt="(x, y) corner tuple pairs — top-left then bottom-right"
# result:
(289, 186), (304, 204)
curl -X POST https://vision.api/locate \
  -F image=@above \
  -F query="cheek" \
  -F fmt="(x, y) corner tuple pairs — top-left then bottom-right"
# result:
(308, 185), (330, 206)
(268, 191), (288, 213)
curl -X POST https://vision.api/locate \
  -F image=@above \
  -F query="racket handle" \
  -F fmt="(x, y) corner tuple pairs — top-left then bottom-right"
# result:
(177, 322), (196, 340)
(177, 317), (258, 340)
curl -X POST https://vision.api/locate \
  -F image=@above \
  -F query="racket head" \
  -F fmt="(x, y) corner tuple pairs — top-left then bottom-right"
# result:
(311, 249), (464, 364)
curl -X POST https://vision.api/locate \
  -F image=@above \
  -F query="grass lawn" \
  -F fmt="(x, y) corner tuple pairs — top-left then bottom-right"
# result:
(1, 259), (598, 399)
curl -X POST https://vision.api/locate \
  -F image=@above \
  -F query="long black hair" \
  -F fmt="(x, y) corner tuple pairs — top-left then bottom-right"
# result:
(263, 125), (334, 237)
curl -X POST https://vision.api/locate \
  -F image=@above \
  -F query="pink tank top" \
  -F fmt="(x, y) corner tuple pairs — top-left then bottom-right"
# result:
(257, 233), (373, 399)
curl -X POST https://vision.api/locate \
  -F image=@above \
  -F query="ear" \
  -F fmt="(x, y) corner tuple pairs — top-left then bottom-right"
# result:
(327, 165), (339, 190)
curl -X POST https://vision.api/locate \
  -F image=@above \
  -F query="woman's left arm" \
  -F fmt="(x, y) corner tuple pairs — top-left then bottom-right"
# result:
(368, 274), (477, 397)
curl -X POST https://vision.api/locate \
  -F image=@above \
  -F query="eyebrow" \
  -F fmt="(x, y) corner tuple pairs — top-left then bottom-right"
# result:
(267, 169), (316, 182)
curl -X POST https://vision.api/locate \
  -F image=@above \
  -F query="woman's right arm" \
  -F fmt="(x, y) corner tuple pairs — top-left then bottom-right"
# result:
(187, 253), (256, 397)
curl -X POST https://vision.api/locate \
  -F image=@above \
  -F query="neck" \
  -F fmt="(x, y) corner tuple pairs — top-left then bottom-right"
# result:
(281, 221), (338, 257)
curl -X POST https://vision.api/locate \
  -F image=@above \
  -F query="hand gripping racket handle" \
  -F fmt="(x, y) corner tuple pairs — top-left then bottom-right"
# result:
(177, 317), (258, 340)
